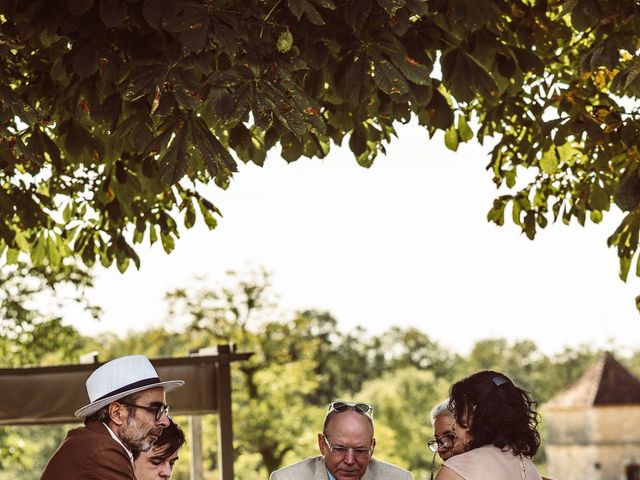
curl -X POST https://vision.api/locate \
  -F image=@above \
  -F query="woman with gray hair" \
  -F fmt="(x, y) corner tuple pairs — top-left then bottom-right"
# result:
(429, 399), (464, 462)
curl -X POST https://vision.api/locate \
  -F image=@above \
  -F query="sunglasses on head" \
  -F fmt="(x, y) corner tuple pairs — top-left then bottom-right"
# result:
(327, 401), (374, 417)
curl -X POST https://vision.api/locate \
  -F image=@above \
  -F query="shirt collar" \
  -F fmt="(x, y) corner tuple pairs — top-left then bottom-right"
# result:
(326, 467), (337, 480)
(102, 422), (134, 462)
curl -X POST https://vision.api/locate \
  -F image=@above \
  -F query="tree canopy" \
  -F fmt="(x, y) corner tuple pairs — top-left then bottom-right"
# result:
(3, 0), (640, 299)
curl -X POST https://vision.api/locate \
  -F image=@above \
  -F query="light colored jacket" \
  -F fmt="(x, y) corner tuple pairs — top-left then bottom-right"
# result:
(269, 456), (414, 480)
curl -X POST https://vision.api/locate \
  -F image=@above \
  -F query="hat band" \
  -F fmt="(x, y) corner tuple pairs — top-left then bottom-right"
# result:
(94, 376), (161, 402)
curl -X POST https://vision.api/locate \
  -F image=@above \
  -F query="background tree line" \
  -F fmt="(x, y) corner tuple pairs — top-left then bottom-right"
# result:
(1, 264), (639, 479)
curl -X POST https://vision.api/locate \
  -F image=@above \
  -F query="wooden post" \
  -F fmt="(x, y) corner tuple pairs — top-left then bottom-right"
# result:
(189, 415), (203, 480)
(216, 345), (234, 480)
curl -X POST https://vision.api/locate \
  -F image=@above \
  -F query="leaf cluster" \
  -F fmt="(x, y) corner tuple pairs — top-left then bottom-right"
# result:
(5, 1), (640, 302)
(0, 1), (568, 268)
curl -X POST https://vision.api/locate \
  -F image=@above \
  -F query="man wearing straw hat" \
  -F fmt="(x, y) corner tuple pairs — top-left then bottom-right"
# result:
(41, 355), (184, 480)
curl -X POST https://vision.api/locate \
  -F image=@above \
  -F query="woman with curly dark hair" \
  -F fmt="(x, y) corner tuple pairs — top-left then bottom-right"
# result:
(434, 370), (543, 480)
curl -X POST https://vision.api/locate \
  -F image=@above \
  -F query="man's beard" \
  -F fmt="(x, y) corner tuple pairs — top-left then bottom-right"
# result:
(120, 414), (161, 453)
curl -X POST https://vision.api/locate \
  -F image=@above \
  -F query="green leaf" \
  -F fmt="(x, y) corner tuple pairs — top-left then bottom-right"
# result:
(345, 0), (372, 31)
(93, 93), (122, 133)
(376, 0), (406, 16)
(6, 248), (19, 264)
(100, 0), (127, 28)
(31, 234), (46, 265)
(69, 0), (94, 15)
(513, 48), (544, 76)
(557, 143), (581, 165)
(390, 54), (431, 86)
(423, 89), (453, 130)
(191, 116), (238, 177)
(444, 126), (459, 151)
(46, 235), (62, 268)
(184, 199), (196, 228)
(496, 52), (516, 78)
(117, 236), (140, 269)
(312, 0), (336, 8)
(523, 212), (536, 239)
(180, 21), (208, 54)
(487, 198), (506, 226)
(349, 128), (367, 157)
(288, 0), (325, 25)
(160, 232), (175, 254)
(14, 232), (31, 252)
(123, 65), (168, 102)
(263, 84), (307, 138)
(335, 53), (370, 106)
(370, 54), (409, 97)
(570, 0), (599, 30)
(588, 183), (610, 211)
(62, 121), (104, 162)
(158, 120), (190, 185)
(540, 148), (559, 175)
(620, 255), (631, 281)
(149, 224), (158, 245)
(142, 0), (163, 28)
(614, 166), (640, 212)
(198, 199), (218, 229)
(116, 255), (130, 273)
(441, 47), (497, 103)
(281, 134), (303, 162)
(0, 85), (38, 125)
(72, 43), (99, 79)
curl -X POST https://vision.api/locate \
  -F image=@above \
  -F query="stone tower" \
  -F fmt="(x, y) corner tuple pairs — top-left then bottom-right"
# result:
(544, 352), (640, 480)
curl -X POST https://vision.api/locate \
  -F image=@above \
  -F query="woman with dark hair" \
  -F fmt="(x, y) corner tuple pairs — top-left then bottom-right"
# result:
(434, 370), (543, 480)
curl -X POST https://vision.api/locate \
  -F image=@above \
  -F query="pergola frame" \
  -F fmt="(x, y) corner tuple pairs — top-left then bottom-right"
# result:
(0, 345), (252, 480)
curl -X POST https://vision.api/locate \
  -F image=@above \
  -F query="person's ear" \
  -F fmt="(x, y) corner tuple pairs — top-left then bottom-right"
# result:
(371, 437), (376, 455)
(318, 433), (326, 456)
(108, 402), (126, 426)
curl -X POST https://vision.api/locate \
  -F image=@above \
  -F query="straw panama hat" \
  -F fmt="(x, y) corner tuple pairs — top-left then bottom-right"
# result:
(74, 355), (184, 418)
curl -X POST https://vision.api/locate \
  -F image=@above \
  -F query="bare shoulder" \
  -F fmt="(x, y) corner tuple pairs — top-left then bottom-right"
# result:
(435, 466), (465, 480)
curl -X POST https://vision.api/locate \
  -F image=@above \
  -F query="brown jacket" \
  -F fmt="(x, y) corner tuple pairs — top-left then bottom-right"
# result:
(41, 420), (135, 480)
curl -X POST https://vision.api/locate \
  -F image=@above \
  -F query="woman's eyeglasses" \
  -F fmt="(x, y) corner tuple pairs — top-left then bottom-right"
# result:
(427, 433), (457, 452)
(327, 401), (374, 417)
(428, 433), (457, 480)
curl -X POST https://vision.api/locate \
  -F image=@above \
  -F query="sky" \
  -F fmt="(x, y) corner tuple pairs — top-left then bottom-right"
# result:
(76, 121), (640, 356)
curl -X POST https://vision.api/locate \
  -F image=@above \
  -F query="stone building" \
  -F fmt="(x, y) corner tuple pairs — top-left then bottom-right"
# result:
(544, 352), (640, 480)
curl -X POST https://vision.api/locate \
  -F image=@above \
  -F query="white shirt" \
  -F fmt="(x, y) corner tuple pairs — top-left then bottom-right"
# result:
(102, 422), (134, 462)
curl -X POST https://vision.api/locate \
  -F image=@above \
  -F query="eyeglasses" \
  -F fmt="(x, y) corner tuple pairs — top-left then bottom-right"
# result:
(327, 401), (374, 417)
(322, 434), (373, 458)
(120, 402), (169, 421)
(427, 433), (457, 452)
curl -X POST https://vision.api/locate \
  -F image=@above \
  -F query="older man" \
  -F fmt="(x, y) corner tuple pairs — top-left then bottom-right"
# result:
(270, 401), (414, 480)
(41, 355), (184, 480)
(134, 418), (186, 480)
